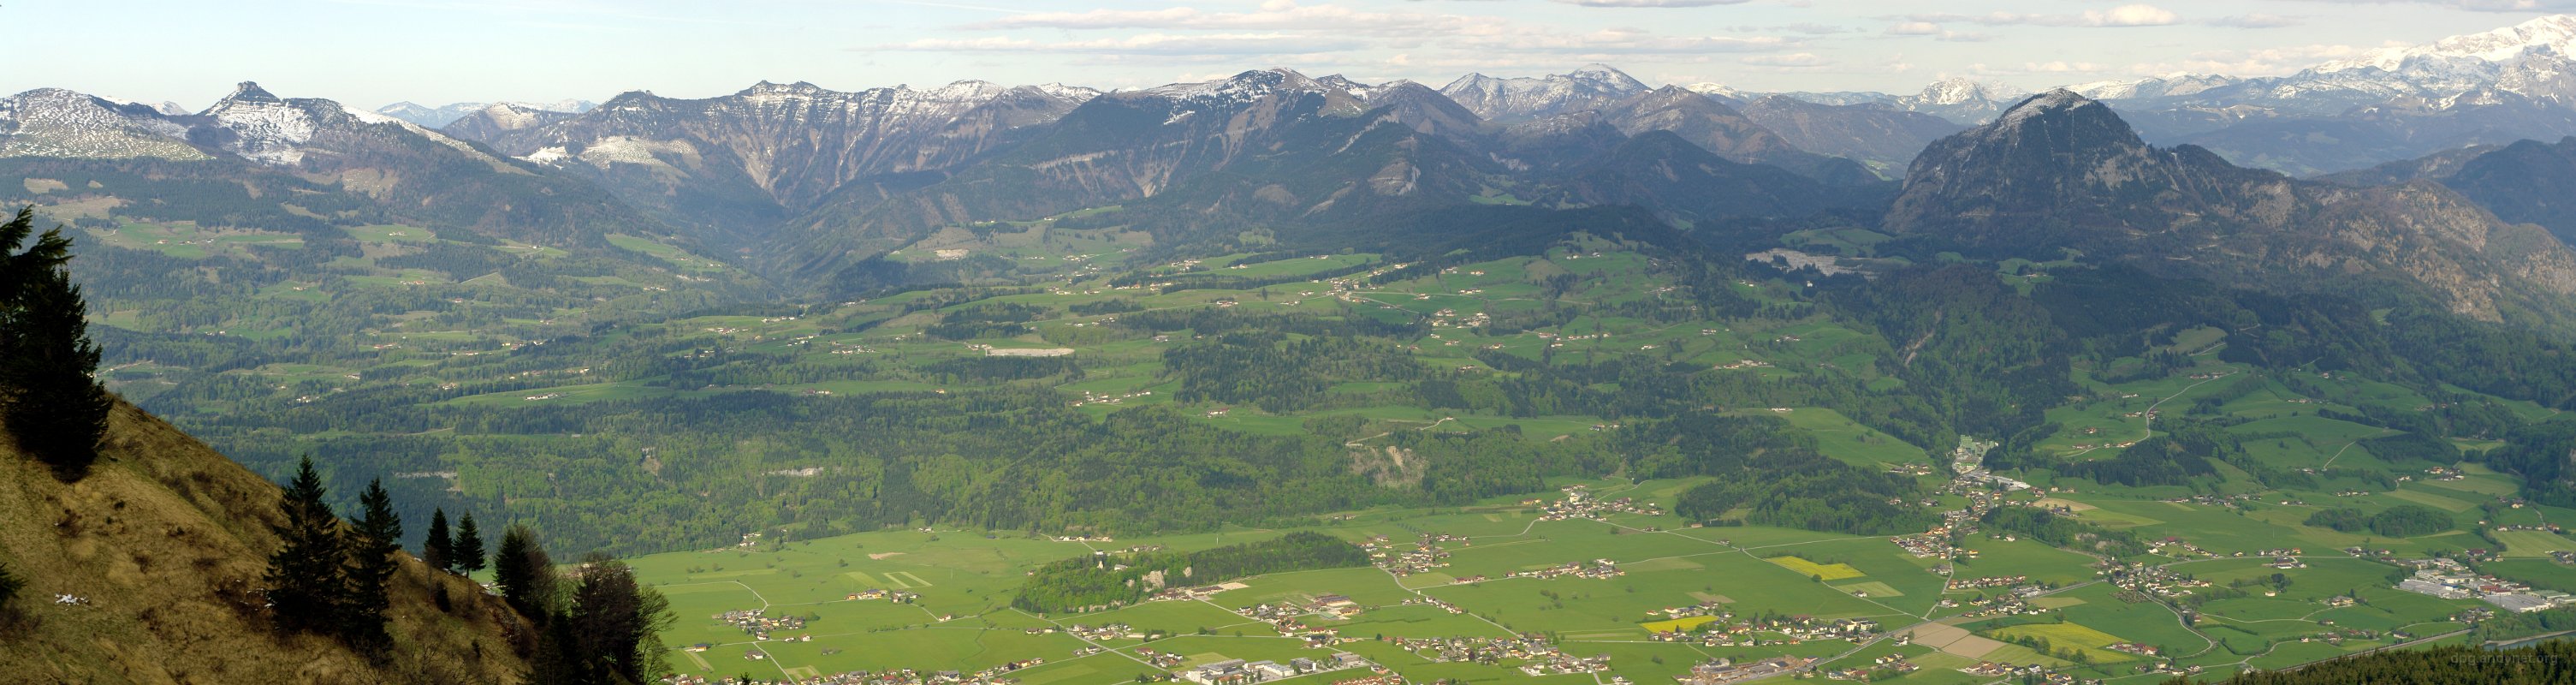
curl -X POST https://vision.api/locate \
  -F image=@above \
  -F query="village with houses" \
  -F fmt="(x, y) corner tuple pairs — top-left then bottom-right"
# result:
(641, 404), (2569, 685)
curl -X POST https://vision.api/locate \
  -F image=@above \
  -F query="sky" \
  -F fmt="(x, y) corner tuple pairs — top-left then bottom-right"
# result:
(3, 0), (2570, 110)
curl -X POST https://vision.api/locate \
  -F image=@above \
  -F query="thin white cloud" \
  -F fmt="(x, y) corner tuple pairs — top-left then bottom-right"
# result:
(1550, 0), (1754, 7)
(1968, 61), (2114, 76)
(2088, 4), (2181, 27)
(2205, 14), (2304, 28)
(2282, 0), (2576, 10)
(1741, 52), (1831, 67)
(962, 1), (1497, 36)
(877, 33), (1364, 56)
(1458, 28), (1795, 53)
(2143, 44), (2374, 74)
(1885, 21), (1994, 41)
(1771, 22), (1860, 34)
(1903, 4), (2183, 28)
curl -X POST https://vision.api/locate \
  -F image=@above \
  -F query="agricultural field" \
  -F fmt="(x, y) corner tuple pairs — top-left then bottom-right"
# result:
(32, 183), (2571, 684)
(621, 467), (2499, 685)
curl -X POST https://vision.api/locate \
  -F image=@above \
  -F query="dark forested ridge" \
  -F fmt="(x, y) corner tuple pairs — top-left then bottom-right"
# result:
(1012, 532), (1369, 613)
(2165, 640), (2576, 685)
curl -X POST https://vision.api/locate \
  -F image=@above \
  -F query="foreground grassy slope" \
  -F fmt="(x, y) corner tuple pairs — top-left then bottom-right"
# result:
(0, 401), (527, 684)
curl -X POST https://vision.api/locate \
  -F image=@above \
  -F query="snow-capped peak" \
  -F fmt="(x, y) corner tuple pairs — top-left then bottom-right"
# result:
(341, 104), (400, 125)
(0, 87), (208, 160)
(213, 81), (282, 109)
(1144, 68), (1326, 100)
(739, 80), (829, 98)
(1918, 78), (2027, 105)
(1030, 83), (1101, 103)
(1569, 63), (1648, 92)
(1683, 82), (1746, 99)
(919, 80), (1009, 103)
(2318, 14), (2576, 73)
(1438, 63), (1653, 119)
(1997, 89), (2092, 124)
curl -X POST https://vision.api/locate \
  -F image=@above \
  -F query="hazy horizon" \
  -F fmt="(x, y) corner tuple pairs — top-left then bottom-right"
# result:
(3, 0), (2566, 112)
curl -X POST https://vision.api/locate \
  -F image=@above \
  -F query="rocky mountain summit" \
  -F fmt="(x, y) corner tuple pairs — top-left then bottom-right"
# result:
(1890, 90), (2576, 326)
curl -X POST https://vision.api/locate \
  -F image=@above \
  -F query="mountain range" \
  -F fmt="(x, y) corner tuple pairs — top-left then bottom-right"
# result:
(375, 98), (595, 128)
(6, 15), (2576, 318)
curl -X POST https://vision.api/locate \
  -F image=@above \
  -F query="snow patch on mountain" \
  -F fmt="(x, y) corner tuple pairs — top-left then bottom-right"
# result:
(2320, 15), (2576, 74)
(1439, 63), (1651, 120)
(0, 88), (208, 160)
(377, 98), (598, 127)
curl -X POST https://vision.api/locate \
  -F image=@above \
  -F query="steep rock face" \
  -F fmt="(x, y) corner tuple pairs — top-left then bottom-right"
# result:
(1439, 64), (1649, 121)
(1888, 90), (2576, 325)
(0, 88), (209, 160)
(0, 402), (528, 683)
(489, 80), (1095, 236)
(1737, 95), (1965, 170)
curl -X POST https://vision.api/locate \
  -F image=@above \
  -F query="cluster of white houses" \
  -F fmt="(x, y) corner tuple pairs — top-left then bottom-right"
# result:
(1177, 653), (1373, 685)
(2394, 557), (2576, 612)
(1675, 656), (1808, 685)
(1534, 485), (1662, 521)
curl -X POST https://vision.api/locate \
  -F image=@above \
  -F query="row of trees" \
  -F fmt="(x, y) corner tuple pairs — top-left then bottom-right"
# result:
(265, 456), (407, 647)
(2303, 505), (2454, 538)
(421, 507), (490, 576)
(490, 524), (675, 685)
(0, 207), (113, 480)
(264, 456), (672, 682)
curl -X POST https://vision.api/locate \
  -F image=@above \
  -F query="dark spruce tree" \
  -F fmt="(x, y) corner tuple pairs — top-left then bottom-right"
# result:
(560, 552), (675, 684)
(0, 207), (109, 480)
(341, 479), (403, 648)
(423, 508), (453, 574)
(494, 523), (557, 620)
(264, 456), (348, 634)
(454, 512), (488, 575)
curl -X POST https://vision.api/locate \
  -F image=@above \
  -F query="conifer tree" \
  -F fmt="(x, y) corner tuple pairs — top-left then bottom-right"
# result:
(565, 552), (675, 683)
(454, 512), (488, 574)
(0, 207), (108, 480)
(265, 456), (347, 634)
(423, 508), (453, 574)
(494, 523), (556, 620)
(341, 479), (403, 647)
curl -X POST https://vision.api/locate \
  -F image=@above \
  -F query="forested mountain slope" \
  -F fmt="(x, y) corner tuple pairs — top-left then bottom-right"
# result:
(2324, 136), (2576, 246)
(1887, 90), (2576, 329)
